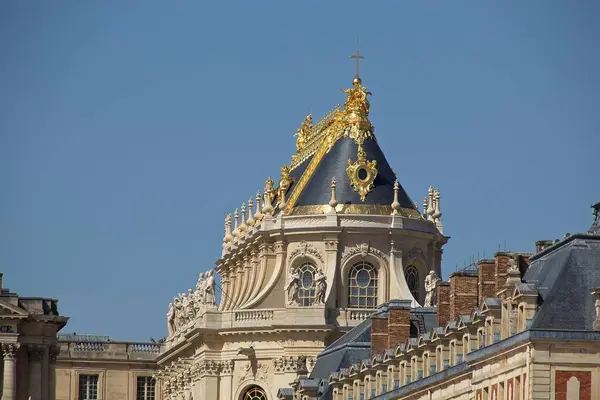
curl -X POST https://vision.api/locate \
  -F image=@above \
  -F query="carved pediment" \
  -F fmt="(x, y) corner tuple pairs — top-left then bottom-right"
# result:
(0, 301), (28, 318)
(341, 243), (389, 268)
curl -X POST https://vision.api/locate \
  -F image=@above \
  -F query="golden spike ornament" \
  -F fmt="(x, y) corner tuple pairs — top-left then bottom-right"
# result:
(346, 145), (378, 202)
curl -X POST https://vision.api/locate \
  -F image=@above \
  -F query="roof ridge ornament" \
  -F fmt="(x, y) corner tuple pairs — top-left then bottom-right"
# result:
(588, 201), (600, 235)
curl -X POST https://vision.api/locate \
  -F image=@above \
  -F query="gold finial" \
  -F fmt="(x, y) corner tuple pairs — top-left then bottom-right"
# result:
(232, 209), (240, 237)
(239, 203), (248, 234)
(391, 179), (400, 215)
(294, 114), (313, 154)
(254, 191), (264, 222)
(247, 198), (255, 227)
(329, 177), (338, 209)
(350, 48), (365, 80)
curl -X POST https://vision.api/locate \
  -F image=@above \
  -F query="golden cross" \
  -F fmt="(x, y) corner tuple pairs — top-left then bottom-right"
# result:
(350, 48), (365, 78)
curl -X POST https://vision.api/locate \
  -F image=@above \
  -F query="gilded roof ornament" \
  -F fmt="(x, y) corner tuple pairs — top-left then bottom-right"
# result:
(294, 114), (313, 154)
(347, 145), (378, 202)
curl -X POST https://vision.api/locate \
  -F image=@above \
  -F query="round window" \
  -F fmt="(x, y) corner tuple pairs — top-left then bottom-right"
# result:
(357, 167), (368, 181)
(356, 269), (371, 288)
(300, 268), (314, 289)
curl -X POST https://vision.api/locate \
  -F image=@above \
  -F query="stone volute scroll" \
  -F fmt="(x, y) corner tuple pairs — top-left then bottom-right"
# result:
(424, 270), (440, 307)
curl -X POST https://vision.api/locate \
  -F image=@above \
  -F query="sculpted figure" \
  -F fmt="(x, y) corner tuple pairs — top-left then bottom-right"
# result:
(174, 297), (184, 329)
(285, 268), (301, 305)
(507, 258), (519, 274)
(167, 302), (176, 337)
(424, 270), (441, 307)
(185, 289), (196, 319)
(204, 270), (216, 306)
(195, 272), (206, 304)
(314, 271), (327, 305)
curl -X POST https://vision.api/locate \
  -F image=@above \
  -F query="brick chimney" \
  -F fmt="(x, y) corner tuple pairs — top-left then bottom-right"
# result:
(494, 252), (512, 292)
(436, 282), (451, 327)
(387, 300), (412, 349)
(477, 259), (495, 307)
(369, 300), (412, 356)
(449, 271), (478, 322)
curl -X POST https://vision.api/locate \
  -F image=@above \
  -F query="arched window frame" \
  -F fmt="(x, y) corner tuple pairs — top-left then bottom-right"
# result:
(296, 262), (318, 307)
(347, 261), (379, 309)
(242, 385), (268, 400)
(340, 251), (389, 309)
(404, 264), (419, 300)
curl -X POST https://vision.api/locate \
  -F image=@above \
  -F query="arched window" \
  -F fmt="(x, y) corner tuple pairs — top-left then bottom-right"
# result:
(348, 261), (378, 308)
(404, 265), (419, 300)
(243, 385), (268, 400)
(297, 263), (317, 306)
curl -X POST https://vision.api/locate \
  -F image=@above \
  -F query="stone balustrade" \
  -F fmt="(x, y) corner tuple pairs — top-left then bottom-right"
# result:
(57, 340), (165, 361)
(234, 309), (275, 322)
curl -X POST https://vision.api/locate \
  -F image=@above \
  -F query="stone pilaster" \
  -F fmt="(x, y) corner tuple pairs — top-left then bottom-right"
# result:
(1, 343), (20, 400)
(28, 344), (45, 400)
(48, 345), (60, 400)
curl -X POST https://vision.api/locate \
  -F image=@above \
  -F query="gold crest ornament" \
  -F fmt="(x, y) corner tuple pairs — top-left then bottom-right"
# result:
(294, 114), (313, 154)
(346, 145), (378, 202)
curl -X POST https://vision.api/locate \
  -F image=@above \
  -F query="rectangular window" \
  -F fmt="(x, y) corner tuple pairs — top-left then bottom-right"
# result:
(137, 376), (156, 400)
(79, 375), (99, 400)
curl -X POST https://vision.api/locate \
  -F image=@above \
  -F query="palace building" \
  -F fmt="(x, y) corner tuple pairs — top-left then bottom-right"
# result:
(154, 64), (448, 400)
(2, 61), (599, 400)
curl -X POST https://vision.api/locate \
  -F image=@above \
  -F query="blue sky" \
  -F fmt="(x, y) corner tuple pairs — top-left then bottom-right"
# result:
(1, 1), (598, 341)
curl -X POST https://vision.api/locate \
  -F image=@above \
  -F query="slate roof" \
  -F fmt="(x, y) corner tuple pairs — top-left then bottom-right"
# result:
(524, 233), (600, 330)
(294, 136), (416, 209)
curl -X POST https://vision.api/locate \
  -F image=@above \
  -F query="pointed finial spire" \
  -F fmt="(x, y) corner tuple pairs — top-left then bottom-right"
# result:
(350, 48), (365, 82)
(223, 214), (234, 244)
(232, 208), (240, 237)
(329, 177), (338, 209)
(423, 196), (428, 218)
(427, 185), (435, 221)
(262, 177), (274, 216)
(247, 198), (255, 227)
(433, 188), (442, 222)
(254, 191), (264, 222)
(391, 179), (400, 215)
(239, 203), (248, 234)
(225, 214), (234, 243)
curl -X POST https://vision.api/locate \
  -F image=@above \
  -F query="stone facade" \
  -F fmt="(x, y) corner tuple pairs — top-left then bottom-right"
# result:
(0, 273), (68, 400)
(305, 204), (600, 400)
(54, 335), (163, 400)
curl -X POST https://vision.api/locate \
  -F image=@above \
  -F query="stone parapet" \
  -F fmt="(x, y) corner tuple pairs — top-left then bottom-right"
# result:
(57, 340), (164, 361)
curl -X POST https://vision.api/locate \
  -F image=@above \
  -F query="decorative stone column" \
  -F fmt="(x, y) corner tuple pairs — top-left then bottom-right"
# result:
(48, 345), (60, 400)
(1, 343), (20, 400)
(28, 344), (45, 400)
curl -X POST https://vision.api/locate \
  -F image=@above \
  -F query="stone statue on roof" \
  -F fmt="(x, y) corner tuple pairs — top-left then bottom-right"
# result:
(424, 270), (440, 307)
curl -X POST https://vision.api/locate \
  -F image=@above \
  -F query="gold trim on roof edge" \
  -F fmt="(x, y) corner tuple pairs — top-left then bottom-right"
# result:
(284, 79), (376, 213)
(288, 204), (422, 218)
